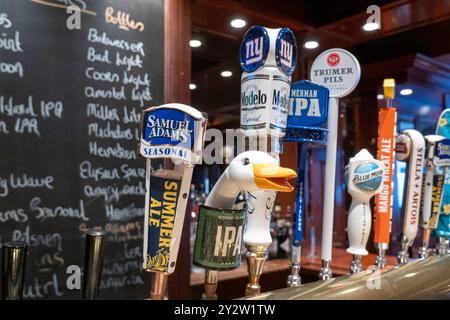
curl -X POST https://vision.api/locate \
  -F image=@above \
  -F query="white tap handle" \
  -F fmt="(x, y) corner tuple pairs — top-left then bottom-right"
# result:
(345, 149), (384, 256)
(396, 130), (425, 246)
(243, 190), (276, 246)
(347, 200), (371, 256)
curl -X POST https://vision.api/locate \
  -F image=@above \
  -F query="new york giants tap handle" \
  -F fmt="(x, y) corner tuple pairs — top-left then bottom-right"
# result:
(139, 104), (207, 299)
(240, 25), (297, 296)
(284, 80), (329, 286)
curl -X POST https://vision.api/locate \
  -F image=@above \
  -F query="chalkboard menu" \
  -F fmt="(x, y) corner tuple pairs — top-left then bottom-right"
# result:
(0, 0), (164, 299)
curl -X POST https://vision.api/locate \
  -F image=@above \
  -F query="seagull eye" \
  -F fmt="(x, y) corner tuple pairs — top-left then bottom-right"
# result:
(243, 158), (250, 165)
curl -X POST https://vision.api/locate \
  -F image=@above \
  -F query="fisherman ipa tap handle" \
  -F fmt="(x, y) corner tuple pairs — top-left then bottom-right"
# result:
(395, 129), (425, 264)
(346, 149), (384, 274)
(284, 80), (329, 287)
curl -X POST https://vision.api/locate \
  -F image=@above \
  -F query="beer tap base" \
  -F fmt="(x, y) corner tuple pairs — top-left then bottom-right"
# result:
(150, 272), (167, 300)
(419, 230), (430, 259)
(202, 270), (219, 300)
(319, 260), (332, 280)
(398, 240), (410, 264)
(437, 237), (449, 256)
(418, 246), (429, 259)
(287, 264), (301, 287)
(245, 245), (267, 296)
(397, 251), (409, 264)
(349, 255), (362, 274)
(375, 248), (387, 268)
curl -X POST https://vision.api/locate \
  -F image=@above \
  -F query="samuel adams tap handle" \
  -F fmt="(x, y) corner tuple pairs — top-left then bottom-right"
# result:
(2, 241), (28, 300)
(82, 229), (106, 300)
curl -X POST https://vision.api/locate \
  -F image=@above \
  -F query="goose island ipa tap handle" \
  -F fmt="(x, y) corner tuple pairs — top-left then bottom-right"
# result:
(395, 129), (425, 264)
(1, 241), (27, 300)
(139, 104), (207, 300)
(193, 151), (296, 300)
(239, 25), (297, 296)
(345, 149), (384, 274)
(310, 48), (361, 280)
(374, 79), (397, 268)
(284, 80), (329, 286)
(82, 230), (106, 300)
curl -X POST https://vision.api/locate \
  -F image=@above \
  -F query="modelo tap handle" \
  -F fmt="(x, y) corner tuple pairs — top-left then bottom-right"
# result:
(345, 149), (384, 274)
(239, 25), (297, 297)
(2, 241), (28, 300)
(82, 230), (106, 300)
(395, 129), (425, 264)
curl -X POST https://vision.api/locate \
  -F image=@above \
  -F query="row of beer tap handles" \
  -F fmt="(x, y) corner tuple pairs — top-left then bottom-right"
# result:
(137, 25), (450, 300)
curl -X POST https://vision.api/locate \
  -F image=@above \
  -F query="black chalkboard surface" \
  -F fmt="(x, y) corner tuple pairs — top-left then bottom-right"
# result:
(0, 0), (164, 299)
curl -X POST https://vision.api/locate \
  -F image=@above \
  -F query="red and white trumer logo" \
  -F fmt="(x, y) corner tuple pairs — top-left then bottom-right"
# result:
(327, 53), (340, 67)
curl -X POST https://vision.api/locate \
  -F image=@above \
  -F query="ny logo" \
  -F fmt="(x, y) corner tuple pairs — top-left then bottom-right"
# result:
(280, 39), (293, 67)
(245, 36), (264, 65)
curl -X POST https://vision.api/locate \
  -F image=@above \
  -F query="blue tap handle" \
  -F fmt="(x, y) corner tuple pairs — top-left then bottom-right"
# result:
(436, 168), (450, 239)
(293, 143), (308, 247)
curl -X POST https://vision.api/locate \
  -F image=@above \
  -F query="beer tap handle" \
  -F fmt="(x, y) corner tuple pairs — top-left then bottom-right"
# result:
(82, 230), (106, 300)
(346, 149), (384, 274)
(1, 241), (28, 300)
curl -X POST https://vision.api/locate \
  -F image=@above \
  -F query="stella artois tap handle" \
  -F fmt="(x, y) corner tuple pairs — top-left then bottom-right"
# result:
(284, 80), (329, 287)
(193, 151), (296, 300)
(374, 79), (397, 268)
(345, 149), (384, 274)
(310, 49), (361, 280)
(139, 103), (207, 300)
(395, 129), (425, 264)
(239, 25), (297, 296)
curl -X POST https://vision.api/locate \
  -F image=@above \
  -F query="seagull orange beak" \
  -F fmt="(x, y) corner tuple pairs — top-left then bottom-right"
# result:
(252, 163), (297, 192)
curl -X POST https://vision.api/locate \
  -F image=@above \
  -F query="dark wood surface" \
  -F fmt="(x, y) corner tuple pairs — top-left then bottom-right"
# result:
(164, 0), (192, 300)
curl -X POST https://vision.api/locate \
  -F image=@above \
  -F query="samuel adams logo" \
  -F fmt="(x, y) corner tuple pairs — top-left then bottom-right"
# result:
(140, 108), (196, 161)
(275, 28), (297, 76)
(327, 53), (340, 67)
(240, 26), (270, 73)
(143, 108), (193, 145)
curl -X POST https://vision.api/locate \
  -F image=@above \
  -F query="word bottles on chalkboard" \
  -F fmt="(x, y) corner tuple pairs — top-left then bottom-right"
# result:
(0, 0), (164, 299)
